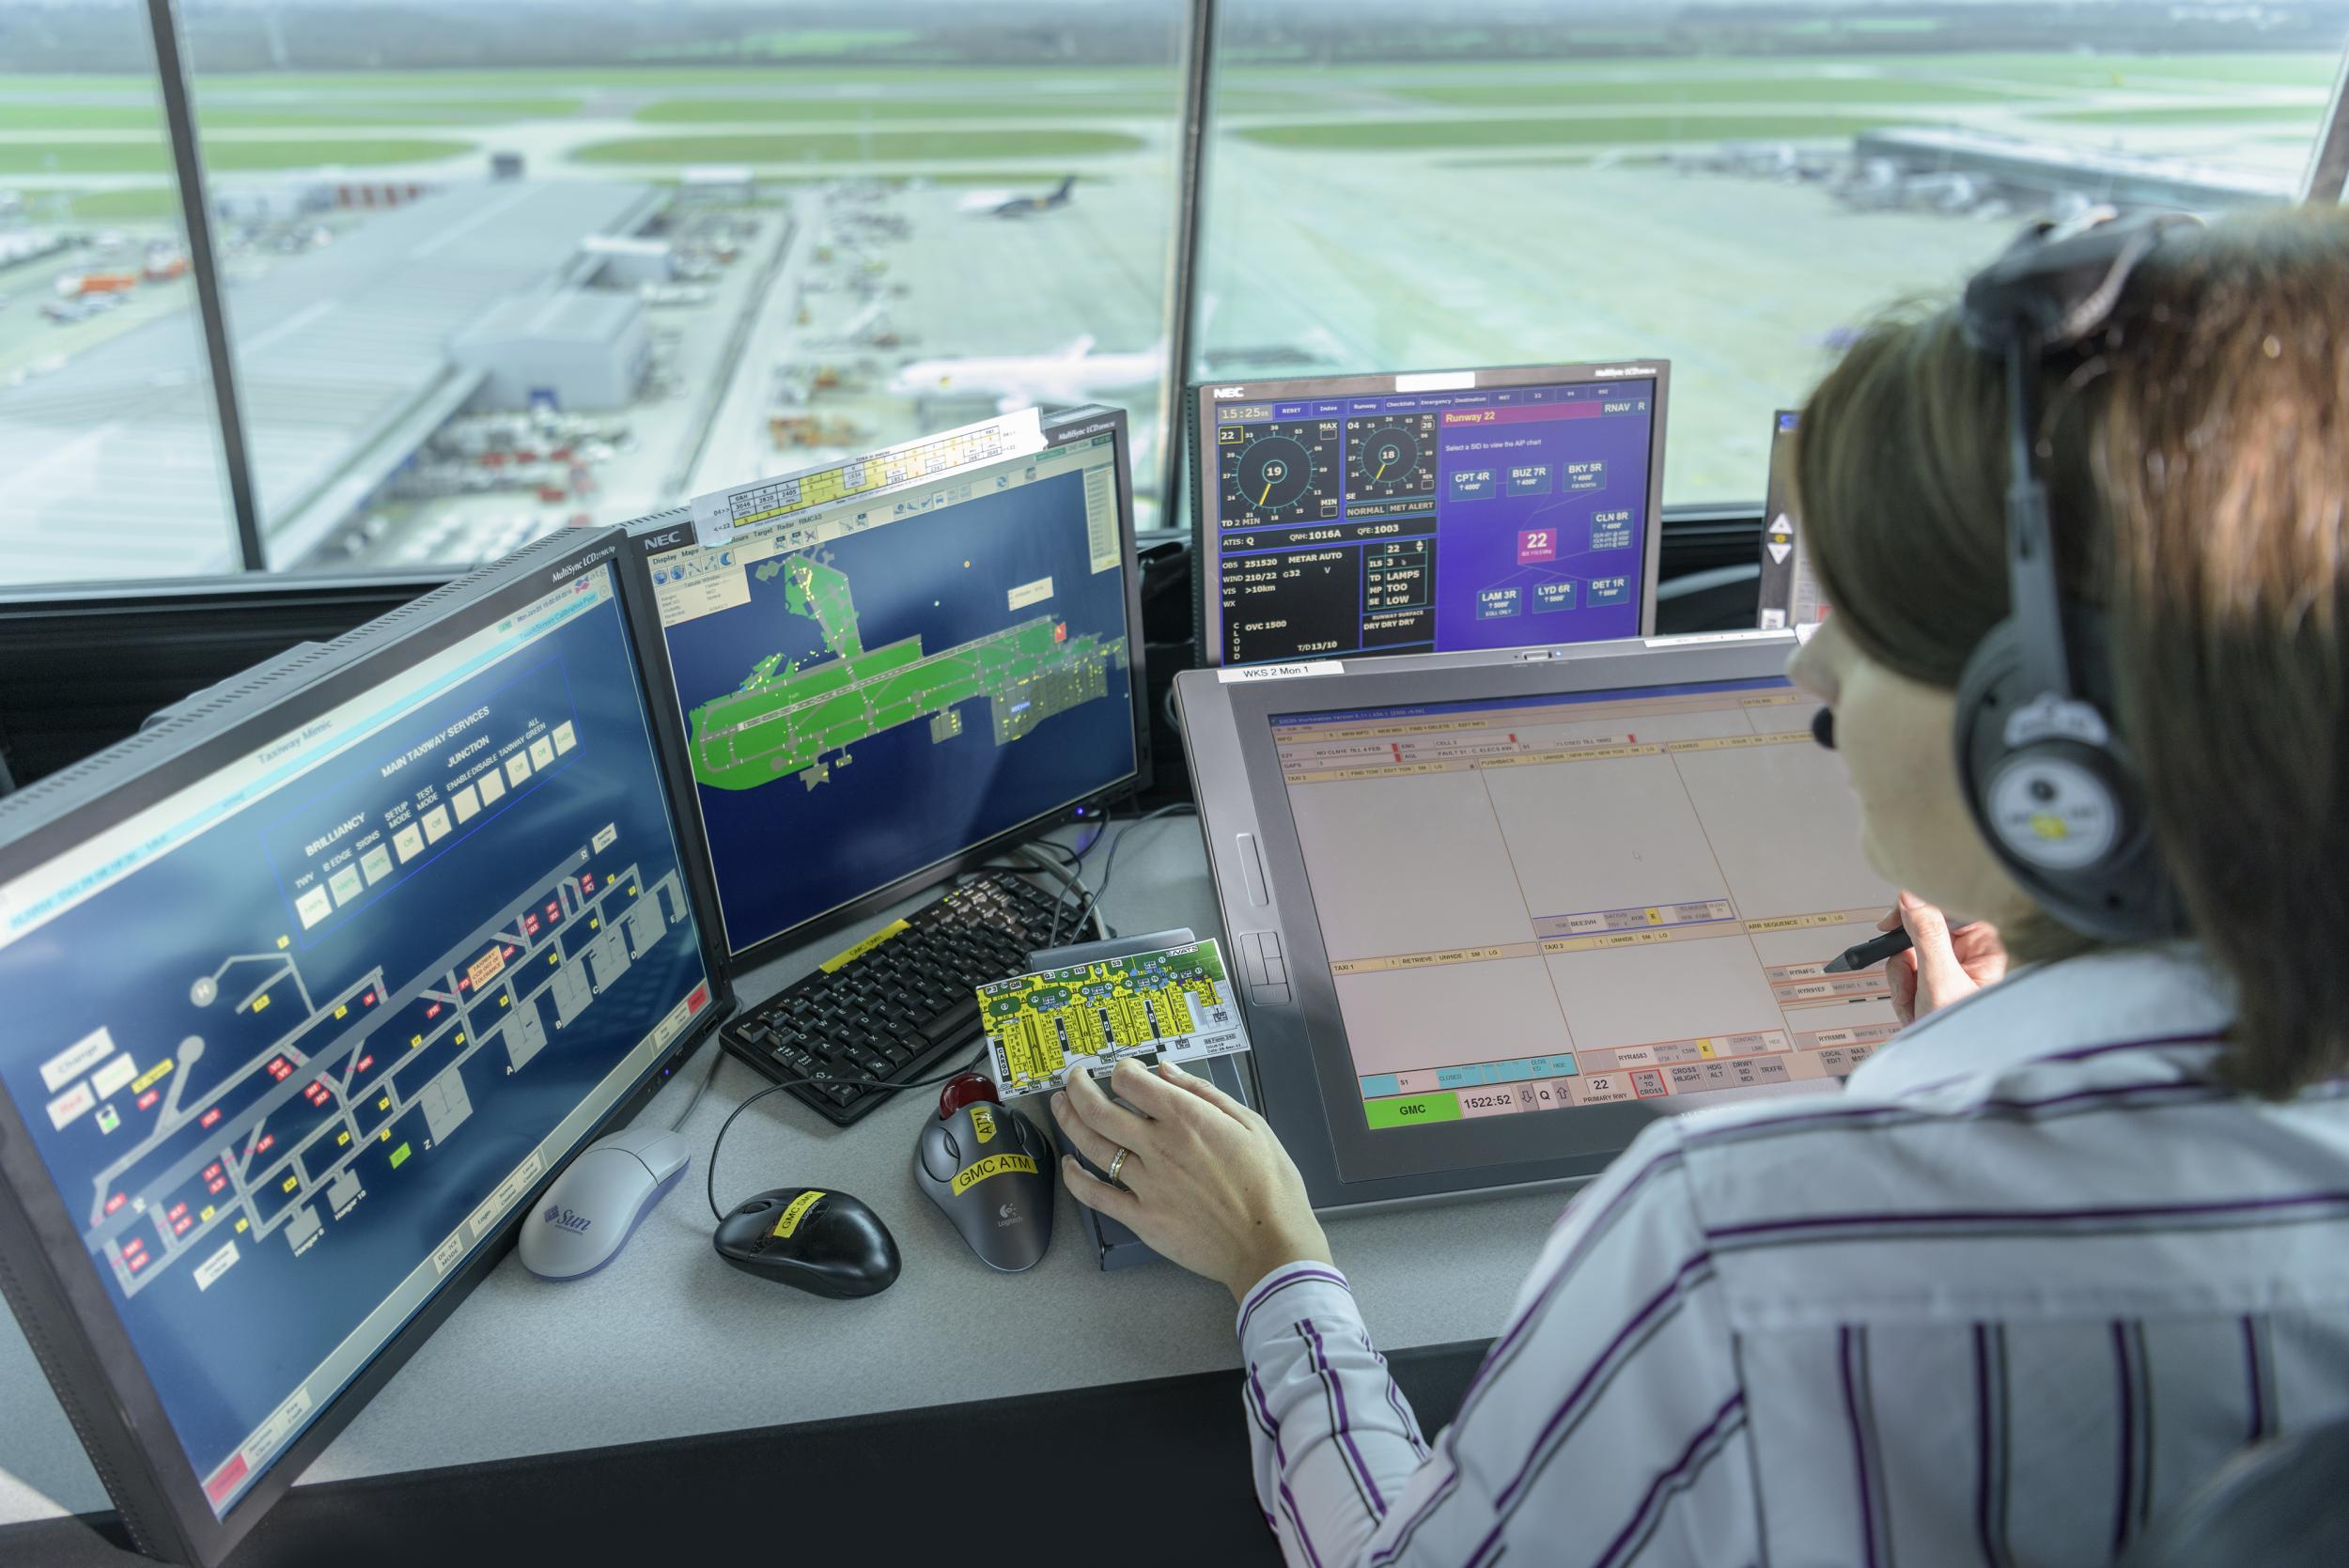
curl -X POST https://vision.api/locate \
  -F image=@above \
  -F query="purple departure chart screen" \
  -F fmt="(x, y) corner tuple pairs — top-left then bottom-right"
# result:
(1197, 365), (1667, 666)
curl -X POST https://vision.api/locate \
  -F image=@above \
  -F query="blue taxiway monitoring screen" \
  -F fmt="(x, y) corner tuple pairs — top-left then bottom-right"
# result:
(0, 563), (713, 1515)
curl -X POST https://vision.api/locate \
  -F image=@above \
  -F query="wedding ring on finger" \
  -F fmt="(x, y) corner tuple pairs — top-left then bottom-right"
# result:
(1106, 1146), (1131, 1188)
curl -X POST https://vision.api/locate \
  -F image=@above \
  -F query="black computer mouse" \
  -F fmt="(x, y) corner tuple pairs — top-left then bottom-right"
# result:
(912, 1074), (1054, 1272)
(712, 1187), (900, 1298)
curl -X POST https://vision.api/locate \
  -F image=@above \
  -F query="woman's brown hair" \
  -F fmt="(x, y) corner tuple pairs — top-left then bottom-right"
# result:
(1796, 207), (2349, 1096)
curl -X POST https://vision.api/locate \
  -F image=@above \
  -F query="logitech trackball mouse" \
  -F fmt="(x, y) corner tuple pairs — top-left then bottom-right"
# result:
(712, 1188), (900, 1298)
(913, 1075), (1053, 1272)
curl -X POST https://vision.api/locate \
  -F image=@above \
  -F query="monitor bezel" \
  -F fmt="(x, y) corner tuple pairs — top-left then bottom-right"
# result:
(0, 529), (734, 1567)
(620, 404), (1154, 977)
(1173, 633), (1811, 1213)
(1187, 362), (1672, 666)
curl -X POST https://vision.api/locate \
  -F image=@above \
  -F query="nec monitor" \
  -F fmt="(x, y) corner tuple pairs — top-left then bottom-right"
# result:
(627, 406), (1149, 969)
(1756, 409), (1828, 631)
(1174, 634), (1893, 1212)
(1189, 364), (1669, 666)
(0, 532), (726, 1566)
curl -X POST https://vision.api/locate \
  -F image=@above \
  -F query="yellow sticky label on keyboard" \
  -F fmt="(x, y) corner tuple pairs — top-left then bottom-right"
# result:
(819, 920), (910, 975)
(770, 1189), (824, 1238)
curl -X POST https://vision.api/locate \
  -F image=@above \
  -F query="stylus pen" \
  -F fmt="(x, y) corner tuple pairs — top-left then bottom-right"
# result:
(1822, 928), (1914, 974)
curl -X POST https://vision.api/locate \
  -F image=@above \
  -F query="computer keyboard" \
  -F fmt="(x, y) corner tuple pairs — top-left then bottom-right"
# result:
(719, 870), (1070, 1126)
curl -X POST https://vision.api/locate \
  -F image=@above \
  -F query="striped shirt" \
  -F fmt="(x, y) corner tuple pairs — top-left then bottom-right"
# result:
(1238, 944), (2349, 1566)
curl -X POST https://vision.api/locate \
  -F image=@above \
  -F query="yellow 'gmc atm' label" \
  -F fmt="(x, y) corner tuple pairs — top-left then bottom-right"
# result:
(949, 1154), (1036, 1197)
(971, 1105), (996, 1144)
(770, 1190), (825, 1238)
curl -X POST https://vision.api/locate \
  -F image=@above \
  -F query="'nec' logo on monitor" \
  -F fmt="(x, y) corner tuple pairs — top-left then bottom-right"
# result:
(1211, 386), (1247, 398)
(638, 529), (685, 550)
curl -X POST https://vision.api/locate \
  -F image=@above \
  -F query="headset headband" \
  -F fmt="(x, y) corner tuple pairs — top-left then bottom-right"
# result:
(1957, 210), (2199, 707)
(1946, 208), (2200, 941)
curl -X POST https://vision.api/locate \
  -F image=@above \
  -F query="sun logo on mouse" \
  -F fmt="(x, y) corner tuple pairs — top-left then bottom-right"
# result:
(542, 1204), (560, 1223)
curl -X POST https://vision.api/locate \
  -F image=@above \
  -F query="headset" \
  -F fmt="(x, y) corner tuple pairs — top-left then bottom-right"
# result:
(1949, 209), (2197, 942)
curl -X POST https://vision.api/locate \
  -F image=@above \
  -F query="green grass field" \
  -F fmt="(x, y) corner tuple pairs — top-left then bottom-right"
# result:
(681, 168), (1120, 186)
(635, 27), (918, 62)
(1439, 155), (1600, 170)
(0, 48), (2327, 185)
(40, 187), (183, 220)
(570, 129), (1143, 164)
(0, 99), (580, 132)
(633, 96), (1178, 124)
(1237, 113), (1896, 153)
(1395, 76), (2022, 108)
(2034, 103), (2326, 128)
(207, 99), (582, 127)
(0, 64), (1194, 96)
(1908, 50), (2336, 86)
(0, 138), (474, 174)
(1265, 50), (2317, 93)
(0, 49), (2329, 96)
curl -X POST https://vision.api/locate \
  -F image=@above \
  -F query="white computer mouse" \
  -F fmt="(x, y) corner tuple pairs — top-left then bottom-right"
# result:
(518, 1126), (692, 1281)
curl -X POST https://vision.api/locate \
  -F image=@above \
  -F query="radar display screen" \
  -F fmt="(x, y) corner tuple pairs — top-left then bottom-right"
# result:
(1198, 366), (1666, 666)
(1216, 416), (1339, 528)
(1344, 412), (1436, 506)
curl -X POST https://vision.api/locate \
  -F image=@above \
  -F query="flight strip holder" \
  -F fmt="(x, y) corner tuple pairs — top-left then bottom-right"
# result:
(1023, 927), (1262, 1272)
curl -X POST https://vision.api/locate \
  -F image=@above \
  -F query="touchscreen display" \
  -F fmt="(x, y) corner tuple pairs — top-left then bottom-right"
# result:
(1270, 676), (1897, 1132)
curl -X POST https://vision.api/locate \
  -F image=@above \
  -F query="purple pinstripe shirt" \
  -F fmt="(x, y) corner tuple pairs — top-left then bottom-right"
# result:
(1237, 946), (2349, 1565)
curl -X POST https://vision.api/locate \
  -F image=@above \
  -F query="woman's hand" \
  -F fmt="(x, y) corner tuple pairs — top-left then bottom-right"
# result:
(1052, 1057), (1331, 1303)
(1883, 891), (2007, 1025)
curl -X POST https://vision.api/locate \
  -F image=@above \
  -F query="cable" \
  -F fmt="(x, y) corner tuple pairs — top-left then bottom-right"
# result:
(1021, 841), (1091, 948)
(664, 1036), (727, 1132)
(1032, 834), (1111, 951)
(1089, 802), (1196, 939)
(1015, 840), (1081, 893)
(1061, 802), (1198, 944)
(705, 1053), (982, 1220)
(1042, 850), (1100, 950)
(1019, 839), (1082, 873)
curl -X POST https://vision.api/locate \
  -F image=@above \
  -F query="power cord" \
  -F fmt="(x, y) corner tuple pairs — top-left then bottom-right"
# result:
(664, 1036), (727, 1132)
(705, 1054), (983, 1220)
(1060, 802), (1197, 943)
(1029, 837), (1108, 949)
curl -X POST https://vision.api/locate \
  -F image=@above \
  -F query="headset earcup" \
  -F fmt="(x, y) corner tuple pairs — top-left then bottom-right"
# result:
(1952, 615), (2174, 941)
(1953, 618), (2025, 824)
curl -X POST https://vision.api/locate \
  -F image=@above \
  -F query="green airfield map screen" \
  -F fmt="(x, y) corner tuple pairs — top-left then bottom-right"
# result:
(647, 432), (1138, 955)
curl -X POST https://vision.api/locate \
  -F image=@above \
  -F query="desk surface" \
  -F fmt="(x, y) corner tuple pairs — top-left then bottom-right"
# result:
(0, 821), (1568, 1528)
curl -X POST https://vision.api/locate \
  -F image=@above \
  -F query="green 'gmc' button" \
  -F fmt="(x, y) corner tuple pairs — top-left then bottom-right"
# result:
(1365, 1093), (1462, 1130)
